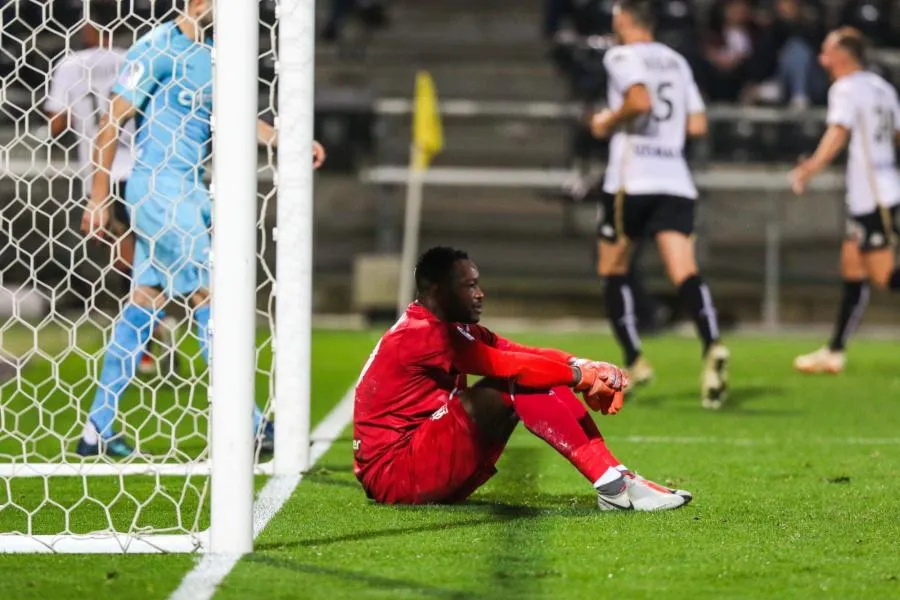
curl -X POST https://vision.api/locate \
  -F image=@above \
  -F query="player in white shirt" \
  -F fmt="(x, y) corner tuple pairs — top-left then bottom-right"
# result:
(790, 27), (900, 374)
(590, 0), (729, 409)
(44, 16), (177, 377)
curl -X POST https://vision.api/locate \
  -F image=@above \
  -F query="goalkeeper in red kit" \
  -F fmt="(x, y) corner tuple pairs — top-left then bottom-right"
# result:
(353, 246), (692, 511)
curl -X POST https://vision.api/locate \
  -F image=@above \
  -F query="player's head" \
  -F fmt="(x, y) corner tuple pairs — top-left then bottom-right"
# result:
(80, 21), (102, 48)
(82, 6), (116, 48)
(186, 0), (214, 30)
(819, 27), (867, 78)
(612, 0), (657, 42)
(414, 246), (484, 323)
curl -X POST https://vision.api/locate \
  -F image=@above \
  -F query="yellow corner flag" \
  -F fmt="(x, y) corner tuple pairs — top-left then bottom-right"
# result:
(412, 71), (443, 170)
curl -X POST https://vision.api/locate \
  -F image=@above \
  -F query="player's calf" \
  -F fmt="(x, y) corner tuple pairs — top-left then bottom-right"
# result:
(603, 275), (643, 368)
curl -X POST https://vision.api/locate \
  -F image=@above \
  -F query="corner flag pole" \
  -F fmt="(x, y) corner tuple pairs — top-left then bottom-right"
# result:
(396, 72), (443, 317)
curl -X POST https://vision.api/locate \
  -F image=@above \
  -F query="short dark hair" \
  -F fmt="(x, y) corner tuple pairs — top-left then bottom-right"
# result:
(616, 0), (657, 30)
(833, 27), (867, 65)
(414, 246), (469, 294)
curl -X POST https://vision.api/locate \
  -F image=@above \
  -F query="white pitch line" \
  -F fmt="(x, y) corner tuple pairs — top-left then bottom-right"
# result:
(610, 435), (900, 446)
(169, 387), (355, 600)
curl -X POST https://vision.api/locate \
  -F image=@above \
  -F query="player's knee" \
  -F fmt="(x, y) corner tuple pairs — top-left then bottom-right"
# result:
(459, 383), (516, 444)
(598, 264), (628, 277)
(870, 270), (892, 290)
(670, 270), (698, 288)
(841, 263), (867, 280)
(597, 254), (629, 277)
(597, 241), (630, 277)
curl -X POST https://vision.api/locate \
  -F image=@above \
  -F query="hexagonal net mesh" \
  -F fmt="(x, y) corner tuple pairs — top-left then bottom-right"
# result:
(0, 1), (281, 551)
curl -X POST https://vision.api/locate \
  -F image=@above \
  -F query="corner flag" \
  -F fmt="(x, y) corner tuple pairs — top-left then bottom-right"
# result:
(397, 72), (443, 316)
(412, 71), (443, 170)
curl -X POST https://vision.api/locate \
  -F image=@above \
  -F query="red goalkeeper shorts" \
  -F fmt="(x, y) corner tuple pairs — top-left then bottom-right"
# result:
(360, 398), (508, 505)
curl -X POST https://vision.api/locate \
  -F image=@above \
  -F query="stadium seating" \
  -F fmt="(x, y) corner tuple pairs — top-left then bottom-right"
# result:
(1, 0), (899, 323)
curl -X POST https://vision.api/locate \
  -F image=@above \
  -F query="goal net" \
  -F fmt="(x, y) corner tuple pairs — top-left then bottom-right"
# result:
(0, 0), (312, 553)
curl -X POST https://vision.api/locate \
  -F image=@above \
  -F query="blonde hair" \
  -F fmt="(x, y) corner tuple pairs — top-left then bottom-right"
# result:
(831, 27), (868, 65)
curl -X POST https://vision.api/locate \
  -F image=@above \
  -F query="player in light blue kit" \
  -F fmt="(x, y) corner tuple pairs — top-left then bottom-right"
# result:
(78, 0), (326, 457)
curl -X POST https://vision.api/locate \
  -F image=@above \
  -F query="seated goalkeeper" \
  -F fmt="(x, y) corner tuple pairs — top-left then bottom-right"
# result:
(353, 246), (692, 511)
(77, 0), (326, 457)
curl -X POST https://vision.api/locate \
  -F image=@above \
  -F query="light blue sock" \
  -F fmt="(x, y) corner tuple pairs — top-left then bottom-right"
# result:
(194, 305), (264, 433)
(89, 304), (158, 439)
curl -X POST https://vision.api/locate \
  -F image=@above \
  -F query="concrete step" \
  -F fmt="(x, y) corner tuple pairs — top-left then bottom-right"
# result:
(375, 113), (572, 167)
(317, 62), (565, 102)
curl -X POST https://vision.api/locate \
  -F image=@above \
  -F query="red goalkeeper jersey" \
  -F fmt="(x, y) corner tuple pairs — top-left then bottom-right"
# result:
(352, 303), (575, 480)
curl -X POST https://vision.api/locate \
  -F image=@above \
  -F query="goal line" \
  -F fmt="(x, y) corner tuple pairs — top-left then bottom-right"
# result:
(0, 461), (276, 478)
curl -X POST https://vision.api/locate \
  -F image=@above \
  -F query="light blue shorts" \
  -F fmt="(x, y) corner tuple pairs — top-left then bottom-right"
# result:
(125, 170), (212, 298)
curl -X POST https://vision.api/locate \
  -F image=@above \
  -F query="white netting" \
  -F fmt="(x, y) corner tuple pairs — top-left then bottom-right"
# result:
(0, 0), (278, 551)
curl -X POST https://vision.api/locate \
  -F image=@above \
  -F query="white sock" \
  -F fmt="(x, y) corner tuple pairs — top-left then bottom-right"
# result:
(82, 420), (99, 445)
(593, 466), (622, 489)
(159, 316), (178, 346)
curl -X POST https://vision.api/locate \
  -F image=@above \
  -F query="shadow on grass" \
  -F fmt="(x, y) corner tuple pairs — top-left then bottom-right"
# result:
(261, 452), (598, 554)
(257, 449), (582, 597)
(245, 554), (480, 599)
(256, 497), (591, 553)
(632, 385), (800, 416)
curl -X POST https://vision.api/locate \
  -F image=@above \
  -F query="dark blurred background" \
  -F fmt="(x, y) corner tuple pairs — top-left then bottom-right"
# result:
(1, 0), (899, 330)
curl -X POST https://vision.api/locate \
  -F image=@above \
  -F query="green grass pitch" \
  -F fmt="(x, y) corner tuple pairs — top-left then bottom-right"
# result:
(1, 328), (899, 599)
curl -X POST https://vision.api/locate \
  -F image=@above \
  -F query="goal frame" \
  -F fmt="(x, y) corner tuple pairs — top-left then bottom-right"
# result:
(0, 0), (315, 555)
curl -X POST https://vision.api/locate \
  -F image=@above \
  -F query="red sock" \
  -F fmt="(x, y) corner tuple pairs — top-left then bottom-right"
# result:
(508, 387), (616, 484)
(551, 386), (625, 469)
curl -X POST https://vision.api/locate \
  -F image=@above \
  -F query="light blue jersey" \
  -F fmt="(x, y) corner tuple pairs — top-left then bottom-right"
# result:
(112, 21), (212, 176)
(83, 21), (271, 448)
(111, 21), (213, 296)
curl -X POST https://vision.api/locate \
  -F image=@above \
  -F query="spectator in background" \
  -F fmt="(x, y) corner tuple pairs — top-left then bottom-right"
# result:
(839, 0), (897, 48)
(702, 0), (757, 101)
(655, 0), (702, 66)
(745, 0), (828, 108)
(544, 0), (613, 41)
(321, 0), (388, 43)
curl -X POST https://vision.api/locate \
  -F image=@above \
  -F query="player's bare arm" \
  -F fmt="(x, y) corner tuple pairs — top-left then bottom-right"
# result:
(45, 111), (69, 137)
(591, 84), (652, 138)
(82, 94), (137, 239)
(790, 124), (850, 195)
(256, 119), (327, 169)
(686, 112), (708, 138)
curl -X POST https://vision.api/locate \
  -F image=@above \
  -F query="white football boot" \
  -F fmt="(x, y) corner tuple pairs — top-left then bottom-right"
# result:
(624, 356), (654, 395)
(624, 470), (693, 505)
(624, 475), (687, 511)
(702, 344), (730, 410)
(793, 347), (845, 375)
(595, 474), (634, 511)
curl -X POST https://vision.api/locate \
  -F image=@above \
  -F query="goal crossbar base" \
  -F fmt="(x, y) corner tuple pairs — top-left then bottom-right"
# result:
(0, 532), (209, 554)
(0, 461), (275, 478)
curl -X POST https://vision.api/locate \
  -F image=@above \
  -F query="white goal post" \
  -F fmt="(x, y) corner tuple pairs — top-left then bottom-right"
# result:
(0, 0), (314, 554)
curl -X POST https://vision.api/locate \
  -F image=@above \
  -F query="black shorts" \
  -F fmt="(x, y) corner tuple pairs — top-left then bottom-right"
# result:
(846, 205), (900, 252)
(597, 191), (695, 242)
